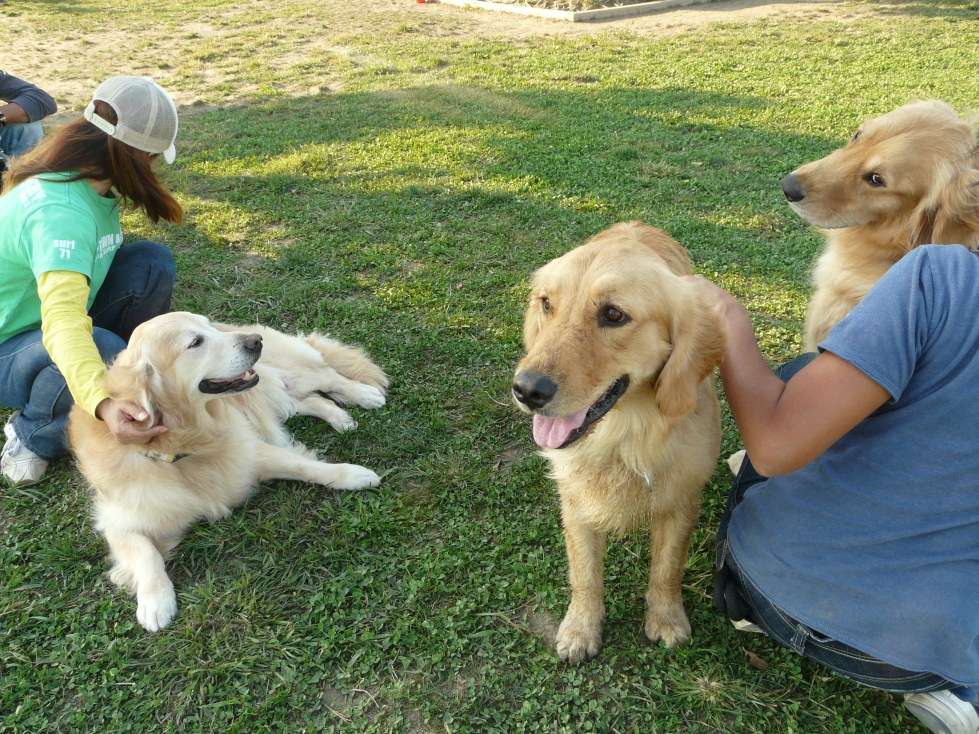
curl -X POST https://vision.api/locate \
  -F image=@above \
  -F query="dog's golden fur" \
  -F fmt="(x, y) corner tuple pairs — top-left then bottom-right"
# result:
(512, 222), (724, 662)
(783, 99), (979, 350)
(69, 312), (388, 631)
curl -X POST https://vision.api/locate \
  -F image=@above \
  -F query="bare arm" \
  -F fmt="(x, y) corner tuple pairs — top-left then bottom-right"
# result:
(0, 101), (30, 124)
(693, 277), (890, 476)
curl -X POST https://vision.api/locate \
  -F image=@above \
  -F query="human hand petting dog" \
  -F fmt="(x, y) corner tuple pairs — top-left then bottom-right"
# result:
(95, 398), (168, 444)
(684, 275), (748, 325)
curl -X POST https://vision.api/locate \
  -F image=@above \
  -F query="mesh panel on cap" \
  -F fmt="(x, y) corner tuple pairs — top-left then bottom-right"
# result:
(92, 76), (177, 157)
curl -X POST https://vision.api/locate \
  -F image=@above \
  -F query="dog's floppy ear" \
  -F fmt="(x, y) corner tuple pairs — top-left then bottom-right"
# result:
(596, 221), (694, 277)
(654, 289), (726, 418)
(635, 227), (694, 277)
(911, 111), (979, 246)
(927, 152), (979, 245)
(102, 352), (157, 430)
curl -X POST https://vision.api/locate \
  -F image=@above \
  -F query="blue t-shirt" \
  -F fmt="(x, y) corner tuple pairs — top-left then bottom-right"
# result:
(728, 245), (979, 687)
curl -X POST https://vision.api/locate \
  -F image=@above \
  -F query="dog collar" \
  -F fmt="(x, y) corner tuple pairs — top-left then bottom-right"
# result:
(642, 470), (654, 493)
(142, 450), (190, 463)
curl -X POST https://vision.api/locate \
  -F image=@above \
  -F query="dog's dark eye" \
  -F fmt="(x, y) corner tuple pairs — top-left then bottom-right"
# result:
(540, 296), (551, 314)
(865, 172), (885, 187)
(851, 130), (862, 142)
(601, 305), (628, 326)
(188, 335), (204, 349)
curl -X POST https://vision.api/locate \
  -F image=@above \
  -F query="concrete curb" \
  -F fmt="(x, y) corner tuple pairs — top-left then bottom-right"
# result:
(424, 0), (717, 23)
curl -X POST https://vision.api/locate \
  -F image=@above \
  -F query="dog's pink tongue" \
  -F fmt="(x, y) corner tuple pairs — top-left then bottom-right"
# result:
(533, 408), (588, 449)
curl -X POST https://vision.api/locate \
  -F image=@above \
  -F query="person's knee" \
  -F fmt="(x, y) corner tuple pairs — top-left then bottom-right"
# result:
(1, 122), (45, 158)
(124, 240), (176, 277)
(136, 241), (176, 291)
(113, 241), (176, 304)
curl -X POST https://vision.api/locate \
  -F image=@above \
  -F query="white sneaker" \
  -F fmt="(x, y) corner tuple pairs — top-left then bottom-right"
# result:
(2, 416), (48, 487)
(904, 690), (979, 734)
(731, 618), (765, 634)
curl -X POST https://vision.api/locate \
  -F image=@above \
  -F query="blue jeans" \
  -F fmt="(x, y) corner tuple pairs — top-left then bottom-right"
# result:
(0, 241), (175, 460)
(714, 353), (953, 694)
(0, 122), (44, 159)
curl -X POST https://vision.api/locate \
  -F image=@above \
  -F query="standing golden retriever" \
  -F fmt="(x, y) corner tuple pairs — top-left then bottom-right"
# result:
(512, 222), (725, 662)
(782, 99), (979, 350)
(69, 312), (388, 631)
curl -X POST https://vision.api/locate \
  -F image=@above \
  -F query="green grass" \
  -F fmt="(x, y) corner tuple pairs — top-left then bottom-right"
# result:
(4, 1), (979, 732)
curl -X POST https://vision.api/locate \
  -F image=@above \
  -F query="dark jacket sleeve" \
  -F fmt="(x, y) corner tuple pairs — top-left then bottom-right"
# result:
(0, 70), (58, 122)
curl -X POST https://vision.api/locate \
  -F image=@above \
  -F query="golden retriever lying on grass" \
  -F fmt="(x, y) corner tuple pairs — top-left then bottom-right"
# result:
(69, 312), (388, 631)
(782, 99), (979, 350)
(512, 222), (725, 662)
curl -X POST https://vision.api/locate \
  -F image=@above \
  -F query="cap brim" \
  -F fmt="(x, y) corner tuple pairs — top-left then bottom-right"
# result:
(162, 144), (176, 164)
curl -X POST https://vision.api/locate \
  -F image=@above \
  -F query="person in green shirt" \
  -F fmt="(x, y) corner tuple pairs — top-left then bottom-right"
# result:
(0, 76), (183, 486)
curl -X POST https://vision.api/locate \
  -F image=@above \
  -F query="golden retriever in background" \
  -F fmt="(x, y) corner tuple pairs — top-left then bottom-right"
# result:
(782, 99), (979, 350)
(69, 312), (388, 632)
(512, 222), (725, 662)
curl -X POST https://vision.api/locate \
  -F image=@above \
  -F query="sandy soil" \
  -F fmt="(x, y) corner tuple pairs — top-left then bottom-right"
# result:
(9, 0), (870, 116)
(407, 0), (865, 37)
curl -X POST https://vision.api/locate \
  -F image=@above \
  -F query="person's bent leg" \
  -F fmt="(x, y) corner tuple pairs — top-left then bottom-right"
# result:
(0, 122), (45, 159)
(726, 549), (977, 733)
(727, 547), (951, 693)
(0, 328), (126, 461)
(0, 331), (53, 484)
(714, 352), (820, 623)
(90, 240), (176, 342)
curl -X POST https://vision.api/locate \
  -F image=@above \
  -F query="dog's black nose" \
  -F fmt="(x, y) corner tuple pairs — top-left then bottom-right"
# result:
(782, 172), (805, 203)
(512, 371), (558, 410)
(243, 334), (263, 354)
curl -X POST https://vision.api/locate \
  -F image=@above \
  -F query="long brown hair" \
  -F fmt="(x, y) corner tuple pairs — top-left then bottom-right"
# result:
(2, 100), (183, 224)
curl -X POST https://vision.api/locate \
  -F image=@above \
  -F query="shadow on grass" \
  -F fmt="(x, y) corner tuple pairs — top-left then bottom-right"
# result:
(2, 84), (876, 734)
(154, 82), (824, 495)
(156, 87), (821, 461)
(172, 83), (827, 298)
(872, 0), (979, 19)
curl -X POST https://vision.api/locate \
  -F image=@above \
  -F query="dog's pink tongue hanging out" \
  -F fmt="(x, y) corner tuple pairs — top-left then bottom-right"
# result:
(532, 409), (587, 449)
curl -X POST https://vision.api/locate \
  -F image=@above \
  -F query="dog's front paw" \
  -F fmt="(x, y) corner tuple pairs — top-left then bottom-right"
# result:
(326, 411), (358, 433)
(644, 604), (691, 649)
(330, 464), (381, 491)
(136, 579), (177, 632)
(556, 613), (602, 663)
(350, 384), (386, 410)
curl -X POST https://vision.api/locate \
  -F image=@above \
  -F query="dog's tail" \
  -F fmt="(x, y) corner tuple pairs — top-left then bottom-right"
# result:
(302, 333), (389, 393)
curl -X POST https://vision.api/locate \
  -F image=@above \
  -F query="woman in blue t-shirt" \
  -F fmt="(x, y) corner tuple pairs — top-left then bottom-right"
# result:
(694, 245), (979, 734)
(0, 77), (182, 486)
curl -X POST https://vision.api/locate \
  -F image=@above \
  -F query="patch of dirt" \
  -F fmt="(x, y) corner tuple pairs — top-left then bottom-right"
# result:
(417, 0), (866, 36)
(470, 0), (679, 9)
(10, 0), (872, 119)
